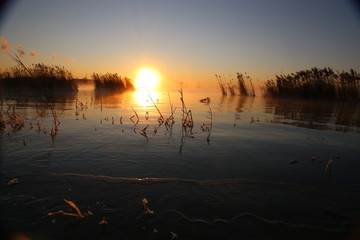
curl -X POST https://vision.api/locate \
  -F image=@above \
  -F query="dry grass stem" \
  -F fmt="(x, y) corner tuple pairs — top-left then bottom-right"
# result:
(63, 199), (84, 218)
(47, 199), (84, 219)
(142, 198), (154, 214)
(146, 89), (164, 124)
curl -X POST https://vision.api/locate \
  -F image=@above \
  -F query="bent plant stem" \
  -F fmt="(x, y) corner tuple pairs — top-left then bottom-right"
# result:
(140, 125), (149, 140)
(146, 89), (164, 124)
(63, 199), (84, 218)
(142, 198), (154, 215)
(130, 106), (139, 127)
(8, 52), (32, 76)
(48, 199), (84, 219)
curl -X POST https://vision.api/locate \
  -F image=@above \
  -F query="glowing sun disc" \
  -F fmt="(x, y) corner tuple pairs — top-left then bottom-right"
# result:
(135, 68), (160, 90)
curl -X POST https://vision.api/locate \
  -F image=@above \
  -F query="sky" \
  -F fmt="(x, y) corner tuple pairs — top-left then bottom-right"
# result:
(0, 0), (360, 90)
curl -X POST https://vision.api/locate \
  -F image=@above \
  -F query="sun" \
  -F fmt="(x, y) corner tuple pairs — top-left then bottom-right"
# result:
(135, 68), (160, 91)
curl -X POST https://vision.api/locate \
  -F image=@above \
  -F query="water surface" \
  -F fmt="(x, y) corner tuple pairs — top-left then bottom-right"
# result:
(1, 89), (360, 239)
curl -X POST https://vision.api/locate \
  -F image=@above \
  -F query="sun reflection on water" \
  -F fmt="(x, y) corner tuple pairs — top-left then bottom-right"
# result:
(132, 89), (160, 108)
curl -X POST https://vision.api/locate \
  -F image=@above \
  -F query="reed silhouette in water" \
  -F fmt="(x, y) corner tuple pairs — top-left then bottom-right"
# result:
(216, 73), (255, 97)
(264, 67), (360, 100)
(92, 72), (134, 92)
(0, 54), (77, 92)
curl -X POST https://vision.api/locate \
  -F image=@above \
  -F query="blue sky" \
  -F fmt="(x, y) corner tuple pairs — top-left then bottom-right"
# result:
(1, 0), (360, 89)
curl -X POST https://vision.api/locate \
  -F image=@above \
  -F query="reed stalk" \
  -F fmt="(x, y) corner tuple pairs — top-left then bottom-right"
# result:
(146, 89), (164, 125)
(215, 74), (227, 96)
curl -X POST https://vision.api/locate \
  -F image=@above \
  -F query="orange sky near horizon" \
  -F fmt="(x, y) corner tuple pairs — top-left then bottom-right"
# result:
(1, 0), (360, 91)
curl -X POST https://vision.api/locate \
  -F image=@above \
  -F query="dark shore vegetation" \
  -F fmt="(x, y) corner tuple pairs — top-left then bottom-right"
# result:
(92, 73), (134, 92)
(0, 55), (135, 97)
(217, 67), (360, 101)
(264, 67), (360, 100)
(0, 54), (78, 93)
(0, 63), (78, 92)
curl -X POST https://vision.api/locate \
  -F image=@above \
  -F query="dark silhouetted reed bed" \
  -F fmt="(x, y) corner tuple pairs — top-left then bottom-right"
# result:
(92, 73), (134, 92)
(237, 72), (255, 96)
(264, 67), (360, 100)
(237, 72), (249, 96)
(215, 74), (227, 96)
(227, 77), (237, 96)
(216, 72), (255, 96)
(0, 55), (78, 93)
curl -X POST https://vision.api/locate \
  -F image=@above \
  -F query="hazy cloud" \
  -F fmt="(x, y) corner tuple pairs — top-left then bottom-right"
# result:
(64, 57), (76, 64)
(51, 52), (57, 59)
(17, 46), (25, 58)
(29, 51), (37, 57)
(0, 38), (73, 64)
(0, 37), (10, 51)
